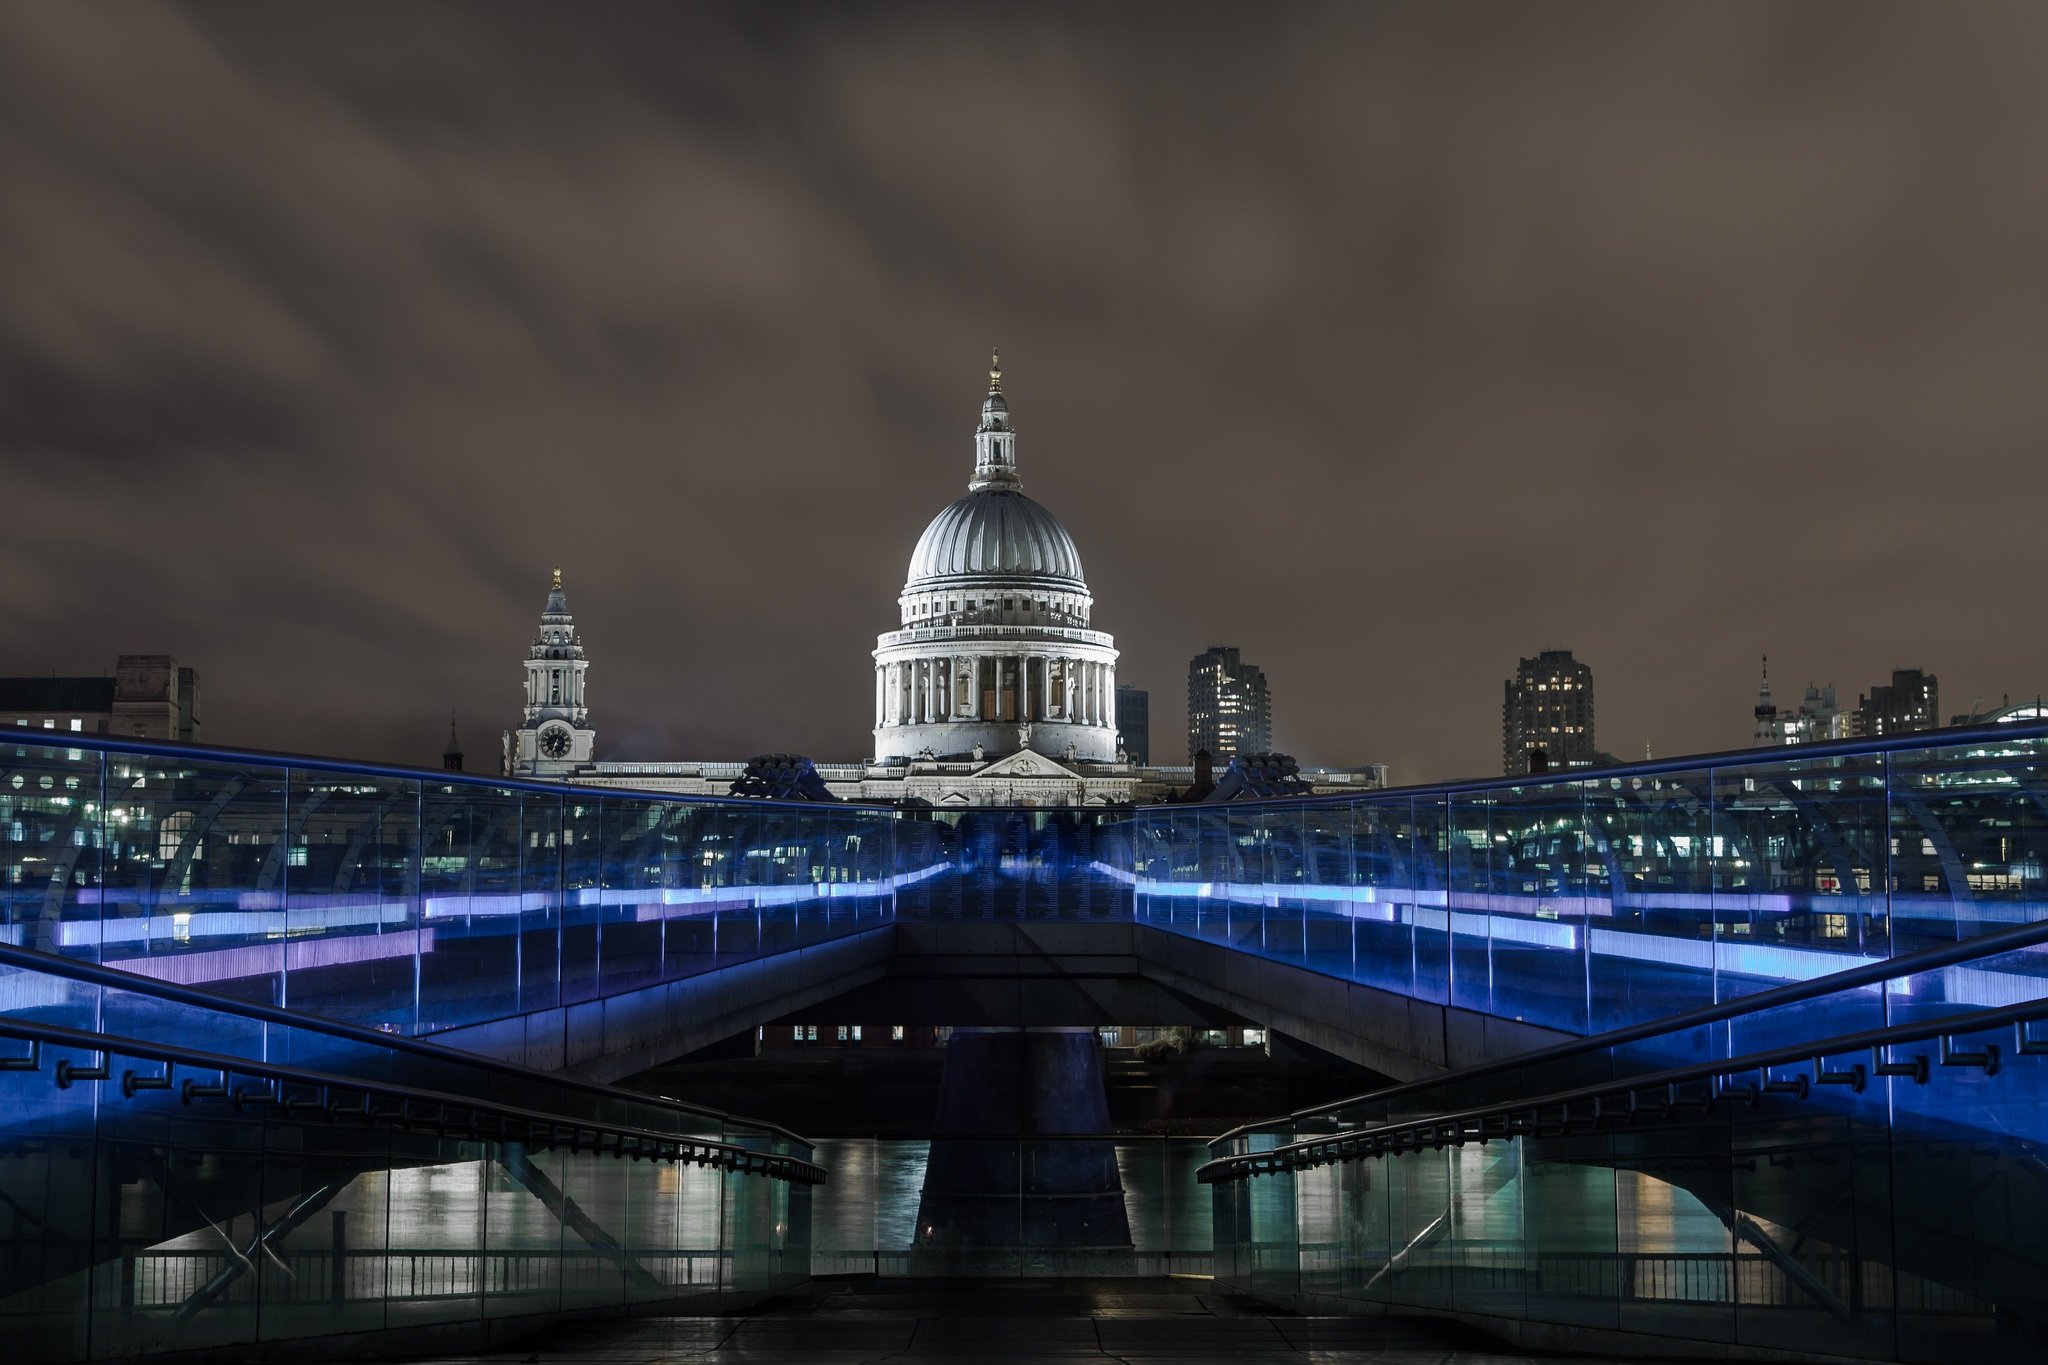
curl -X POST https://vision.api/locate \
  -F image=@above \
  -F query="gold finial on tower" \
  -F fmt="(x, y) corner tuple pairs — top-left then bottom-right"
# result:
(551, 567), (562, 590)
(988, 349), (1002, 393)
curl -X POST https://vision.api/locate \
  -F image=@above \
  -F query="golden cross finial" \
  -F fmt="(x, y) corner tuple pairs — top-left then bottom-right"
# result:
(551, 567), (562, 589)
(989, 349), (1002, 393)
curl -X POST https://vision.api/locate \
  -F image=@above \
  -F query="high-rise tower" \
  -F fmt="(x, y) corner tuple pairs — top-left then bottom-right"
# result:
(1187, 647), (1271, 763)
(1503, 649), (1595, 775)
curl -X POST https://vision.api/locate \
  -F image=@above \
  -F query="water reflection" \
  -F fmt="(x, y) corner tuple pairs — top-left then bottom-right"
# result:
(808, 1138), (1213, 1262)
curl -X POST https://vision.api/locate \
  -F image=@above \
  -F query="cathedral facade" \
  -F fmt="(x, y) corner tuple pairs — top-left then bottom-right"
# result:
(504, 359), (1384, 805)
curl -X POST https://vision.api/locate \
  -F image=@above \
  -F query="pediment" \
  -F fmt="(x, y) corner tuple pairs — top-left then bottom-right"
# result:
(973, 748), (1080, 781)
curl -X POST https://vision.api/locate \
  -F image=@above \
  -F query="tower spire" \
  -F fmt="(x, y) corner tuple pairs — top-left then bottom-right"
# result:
(989, 349), (1002, 393)
(1753, 654), (1778, 745)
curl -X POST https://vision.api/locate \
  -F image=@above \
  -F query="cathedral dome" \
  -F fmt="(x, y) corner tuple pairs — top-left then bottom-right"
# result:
(873, 354), (1118, 772)
(906, 488), (1086, 588)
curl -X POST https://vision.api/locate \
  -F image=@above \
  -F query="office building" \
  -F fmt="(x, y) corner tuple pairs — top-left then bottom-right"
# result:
(1503, 649), (1594, 775)
(0, 654), (199, 741)
(1186, 646), (1270, 763)
(1114, 685), (1149, 764)
(1856, 668), (1939, 737)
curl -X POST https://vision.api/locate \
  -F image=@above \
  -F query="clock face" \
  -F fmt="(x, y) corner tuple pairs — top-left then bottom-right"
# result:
(539, 727), (572, 759)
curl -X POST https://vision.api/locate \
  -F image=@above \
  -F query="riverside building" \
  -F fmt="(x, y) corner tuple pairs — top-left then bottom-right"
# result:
(505, 358), (1382, 804)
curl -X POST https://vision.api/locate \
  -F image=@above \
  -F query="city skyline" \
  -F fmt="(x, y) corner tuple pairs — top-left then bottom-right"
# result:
(6, 5), (2048, 783)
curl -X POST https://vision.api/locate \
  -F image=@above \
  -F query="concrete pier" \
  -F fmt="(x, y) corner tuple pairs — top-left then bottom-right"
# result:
(914, 1027), (1132, 1263)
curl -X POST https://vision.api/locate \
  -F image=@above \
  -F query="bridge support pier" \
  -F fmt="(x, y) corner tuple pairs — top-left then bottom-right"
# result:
(913, 1027), (1131, 1266)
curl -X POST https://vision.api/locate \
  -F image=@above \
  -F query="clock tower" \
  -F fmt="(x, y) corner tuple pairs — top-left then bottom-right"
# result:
(505, 568), (596, 777)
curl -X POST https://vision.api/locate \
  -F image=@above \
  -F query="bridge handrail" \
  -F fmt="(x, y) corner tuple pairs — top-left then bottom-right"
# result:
(1180, 717), (2048, 811)
(1207, 909), (2048, 1150)
(1196, 991), (2048, 1185)
(0, 941), (818, 1150)
(0, 1013), (827, 1185)
(0, 729), (899, 809)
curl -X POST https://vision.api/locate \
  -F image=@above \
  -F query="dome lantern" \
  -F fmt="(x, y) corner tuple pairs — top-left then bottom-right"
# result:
(971, 349), (1020, 491)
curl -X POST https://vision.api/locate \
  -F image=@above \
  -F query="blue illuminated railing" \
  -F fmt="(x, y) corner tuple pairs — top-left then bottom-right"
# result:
(1130, 723), (2048, 1042)
(0, 734), (908, 1037)
(1196, 921), (2048, 1362)
(0, 940), (815, 1362)
(10, 724), (2048, 1050)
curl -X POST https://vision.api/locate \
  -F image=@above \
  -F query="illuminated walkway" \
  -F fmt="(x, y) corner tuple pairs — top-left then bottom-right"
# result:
(10, 723), (2048, 1361)
(426, 1277), (1560, 1364)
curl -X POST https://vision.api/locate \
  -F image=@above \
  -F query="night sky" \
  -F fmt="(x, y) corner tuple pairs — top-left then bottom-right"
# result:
(5, 3), (2047, 783)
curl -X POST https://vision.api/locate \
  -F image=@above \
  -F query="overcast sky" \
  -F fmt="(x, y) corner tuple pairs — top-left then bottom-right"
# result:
(4, 2), (2046, 783)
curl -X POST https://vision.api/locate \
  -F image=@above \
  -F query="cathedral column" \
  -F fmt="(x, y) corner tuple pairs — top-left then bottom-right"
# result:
(1041, 658), (1052, 723)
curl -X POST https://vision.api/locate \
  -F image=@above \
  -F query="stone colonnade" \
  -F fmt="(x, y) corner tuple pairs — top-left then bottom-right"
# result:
(875, 654), (1115, 730)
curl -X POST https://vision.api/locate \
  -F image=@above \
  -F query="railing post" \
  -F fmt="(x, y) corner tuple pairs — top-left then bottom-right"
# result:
(330, 1211), (348, 1305)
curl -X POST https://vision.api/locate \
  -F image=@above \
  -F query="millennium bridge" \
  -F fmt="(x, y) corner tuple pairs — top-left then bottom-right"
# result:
(5, 723), (2047, 1363)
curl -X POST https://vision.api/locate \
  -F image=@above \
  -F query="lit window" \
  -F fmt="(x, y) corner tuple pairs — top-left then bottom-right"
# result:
(69, 719), (82, 732)
(891, 1025), (905, 1042)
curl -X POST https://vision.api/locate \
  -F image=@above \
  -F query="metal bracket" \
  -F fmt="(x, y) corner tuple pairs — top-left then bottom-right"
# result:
(1814, 1057), (1867, 1093)
(1763, 1069), (1811, 1100)
(122, 1065), (174, 1098)
(55, 1053), (109, 1089)
(1873, 1047), (1929, 1084)
(1940, 1035), (2000, 1076)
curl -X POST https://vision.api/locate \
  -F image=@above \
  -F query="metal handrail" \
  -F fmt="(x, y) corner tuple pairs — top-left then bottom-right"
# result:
(1207, 910), (2048, 1148)
(0, 728), (888, 810)
(1196, 995), (2048, 1185)
(1194, 716), (2048, 810)
(0, 942), (817, 1150)
(15, 715), (2048, 815)
(0, 1014), (827, 1185)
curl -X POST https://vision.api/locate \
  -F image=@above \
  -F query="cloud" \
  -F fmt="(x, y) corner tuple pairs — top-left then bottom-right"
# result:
(3, 1), (2046, 780)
